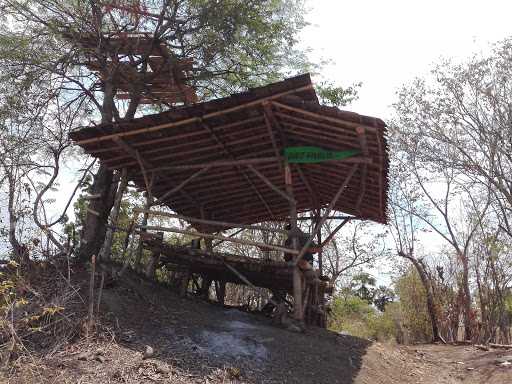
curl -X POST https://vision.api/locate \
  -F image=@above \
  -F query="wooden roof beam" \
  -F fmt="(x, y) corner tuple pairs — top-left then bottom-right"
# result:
(153, 166), (212, 206)
(272, 101), (378, 133)
(111, 137), (202, 212)
(200, 119), (276, 220)
(247, 165), (295, 205)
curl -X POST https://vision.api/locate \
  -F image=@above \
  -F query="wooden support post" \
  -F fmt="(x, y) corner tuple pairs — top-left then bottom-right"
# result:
(315, 213), (323, 276)
(200, 207), (213, 299)
(284, 162), (303, 321)
(215, 281), (226, 305)
(145, 231), (163, 279)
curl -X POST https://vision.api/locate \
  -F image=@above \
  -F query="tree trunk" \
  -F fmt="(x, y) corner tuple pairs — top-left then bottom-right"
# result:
(77, 164), (117, 262)
(78, 78), (121, 262)
(99, 168), (128, 262)
(401, 252), (442, 342)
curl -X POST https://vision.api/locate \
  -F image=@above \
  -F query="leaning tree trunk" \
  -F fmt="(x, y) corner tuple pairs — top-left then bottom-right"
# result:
(77, 164), (117, 262)
(99, 168), (128, 262)
(401, 252), (442, 343)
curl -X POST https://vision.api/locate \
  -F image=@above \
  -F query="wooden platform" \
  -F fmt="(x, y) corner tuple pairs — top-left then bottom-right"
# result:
(142, 235), (332, 294)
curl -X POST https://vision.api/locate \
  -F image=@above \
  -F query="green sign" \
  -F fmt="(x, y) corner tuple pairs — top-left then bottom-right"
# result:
(284, 146), (360, 164)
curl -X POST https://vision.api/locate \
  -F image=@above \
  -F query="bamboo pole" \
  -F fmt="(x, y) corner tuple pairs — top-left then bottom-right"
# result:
(275, 114), (364, 145)
(212, 228), (245, 247)
(284, 162), (303, 321)
(271, 101), (378, 133)
(262, 104), (283, 173)
(295, 164), (319, 209)
(138, 225), (298, 254)
(148, 157), (280, 172)
(319, 218), (351, 248)
(297, 215), (359, 221)
(247, 165), (295, 204)
(152, 166), (211, 205)
(133, 208), (289, 234)
(316, 213), (323, 275)
(293, 164), (359, 266)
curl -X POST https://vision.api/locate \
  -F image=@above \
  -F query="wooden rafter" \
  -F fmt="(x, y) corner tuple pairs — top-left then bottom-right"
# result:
(294, 164), (359, 266)
(199, 119), (276, 219)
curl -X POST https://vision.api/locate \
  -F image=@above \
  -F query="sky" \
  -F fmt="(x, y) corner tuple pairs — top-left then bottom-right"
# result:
(301, 0), (512, 119)
(3, 1), (512, 270)
(298, 0), (512, 283)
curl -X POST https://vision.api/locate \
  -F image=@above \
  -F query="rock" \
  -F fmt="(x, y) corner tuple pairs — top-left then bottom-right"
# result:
(96, 355), (106, 363)
(495, 356), (512, 364)
(466, 367), (475, 371)
(156, 364), (170, 374)
(143, 345), (154, 359)
(499, 361), (512, 367)
(286, 324), (303, 333)
(77, 352), (90, 361)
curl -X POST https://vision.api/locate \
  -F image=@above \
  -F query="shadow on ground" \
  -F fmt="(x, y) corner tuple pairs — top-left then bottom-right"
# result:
(98, 270), (372, 384)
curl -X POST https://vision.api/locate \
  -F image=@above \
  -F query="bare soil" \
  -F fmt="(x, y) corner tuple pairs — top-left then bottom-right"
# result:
(2, 269), (512, 383)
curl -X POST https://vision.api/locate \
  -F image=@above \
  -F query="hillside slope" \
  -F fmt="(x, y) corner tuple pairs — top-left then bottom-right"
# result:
(3, 269), (512, 384)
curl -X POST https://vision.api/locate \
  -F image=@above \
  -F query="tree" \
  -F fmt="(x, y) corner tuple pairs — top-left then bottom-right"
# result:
(387, 154), (444, 342)
(393, 38), (512, 241)
(0, 0), (321, 262)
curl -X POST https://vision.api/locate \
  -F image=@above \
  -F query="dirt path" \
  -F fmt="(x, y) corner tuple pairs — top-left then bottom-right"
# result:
(3, 272), (512, 383)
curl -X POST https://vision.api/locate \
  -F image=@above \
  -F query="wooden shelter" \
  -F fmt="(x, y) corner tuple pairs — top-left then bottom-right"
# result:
(74, 32), (197, 105)
(70, 74), (388, 327)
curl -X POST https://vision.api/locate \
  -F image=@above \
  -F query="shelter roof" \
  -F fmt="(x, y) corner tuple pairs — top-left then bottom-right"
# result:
(70, 74), (389, 225)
